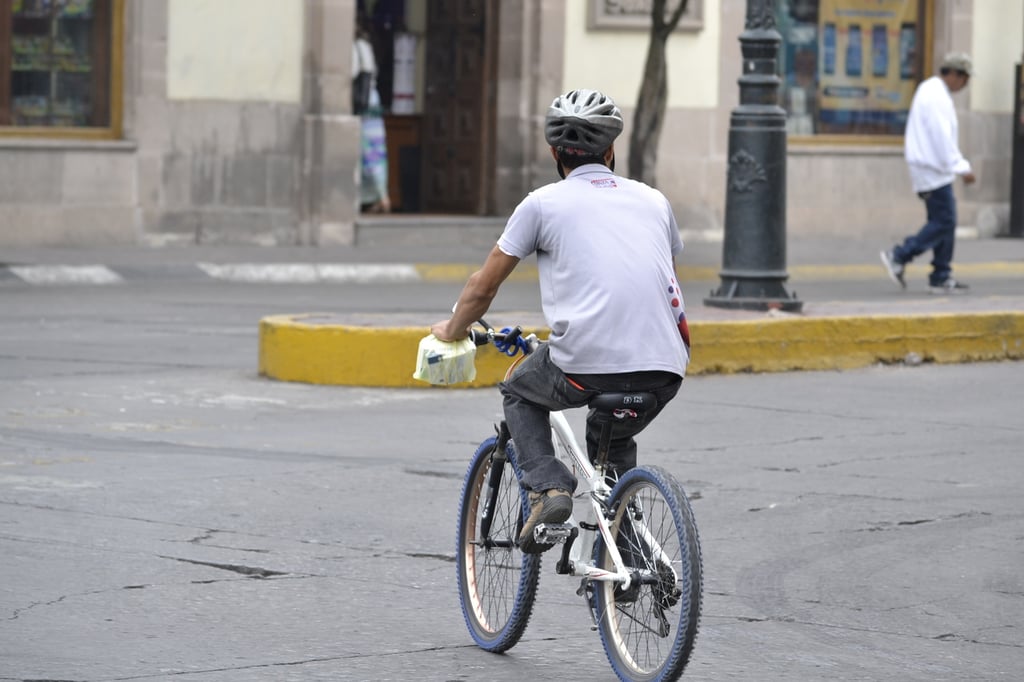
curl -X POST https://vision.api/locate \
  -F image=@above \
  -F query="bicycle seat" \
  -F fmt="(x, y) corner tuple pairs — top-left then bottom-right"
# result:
(588, 392), (658, 420)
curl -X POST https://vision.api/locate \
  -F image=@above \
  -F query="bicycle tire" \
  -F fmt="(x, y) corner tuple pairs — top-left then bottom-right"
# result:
(456, 436), (541, 652)
(592, 465), (702, 681)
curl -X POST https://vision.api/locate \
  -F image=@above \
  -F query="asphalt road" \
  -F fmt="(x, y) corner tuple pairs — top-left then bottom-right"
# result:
(1, 280), (1022, 681)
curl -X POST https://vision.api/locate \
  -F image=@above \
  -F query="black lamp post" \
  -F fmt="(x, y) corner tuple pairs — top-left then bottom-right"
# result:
(705, 0), (802, 312)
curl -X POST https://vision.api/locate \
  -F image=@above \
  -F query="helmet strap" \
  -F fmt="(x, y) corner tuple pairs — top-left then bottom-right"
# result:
(555, 160), (566, 180)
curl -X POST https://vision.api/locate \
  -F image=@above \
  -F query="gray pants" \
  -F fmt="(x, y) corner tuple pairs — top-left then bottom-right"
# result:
(498, 344), (682, 494)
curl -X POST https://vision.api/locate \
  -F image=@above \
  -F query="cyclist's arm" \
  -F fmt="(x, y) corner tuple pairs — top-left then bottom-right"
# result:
(431, 245), (520, 341)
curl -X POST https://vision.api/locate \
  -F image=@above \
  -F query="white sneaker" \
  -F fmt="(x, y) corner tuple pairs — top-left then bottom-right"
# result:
(929, 278), (969, 295)
(879, 249), (906, 289)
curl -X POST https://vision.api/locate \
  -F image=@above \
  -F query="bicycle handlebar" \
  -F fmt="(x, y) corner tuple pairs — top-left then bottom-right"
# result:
(469, 320), (530, 357)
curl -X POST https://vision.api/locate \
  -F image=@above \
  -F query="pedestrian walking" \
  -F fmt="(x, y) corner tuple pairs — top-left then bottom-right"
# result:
(881, 52), (976, 293)
(352, 18), (391, 214)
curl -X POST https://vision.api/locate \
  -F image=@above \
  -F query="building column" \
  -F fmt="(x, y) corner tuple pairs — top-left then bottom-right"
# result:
(300, 0), (360, 245)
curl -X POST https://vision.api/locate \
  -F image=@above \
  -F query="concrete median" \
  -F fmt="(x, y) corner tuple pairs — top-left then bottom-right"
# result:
(258, 311), (1024, 388)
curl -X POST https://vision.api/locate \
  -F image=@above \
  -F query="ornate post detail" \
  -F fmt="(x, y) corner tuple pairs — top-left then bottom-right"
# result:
(705, 0), (802, 311)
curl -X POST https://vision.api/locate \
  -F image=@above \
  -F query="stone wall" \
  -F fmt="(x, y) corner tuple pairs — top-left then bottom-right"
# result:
(0, 0), (1013, 247)
(0, 0), (360, 249)
(125, 0), (359, 247)
(0, 139), (138, 246)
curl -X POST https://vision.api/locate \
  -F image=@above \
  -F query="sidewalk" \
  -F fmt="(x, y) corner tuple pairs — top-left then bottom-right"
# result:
(3, 233), (1024, 282)
(4, 234), (1023, 385)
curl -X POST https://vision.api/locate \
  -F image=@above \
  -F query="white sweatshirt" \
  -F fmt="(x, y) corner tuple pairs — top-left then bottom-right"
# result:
(903, 76), (972, 193)
(352, 38), (377, 78)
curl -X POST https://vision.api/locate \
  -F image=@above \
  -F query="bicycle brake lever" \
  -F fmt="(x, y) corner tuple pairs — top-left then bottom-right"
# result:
(504, 326), (523, 346)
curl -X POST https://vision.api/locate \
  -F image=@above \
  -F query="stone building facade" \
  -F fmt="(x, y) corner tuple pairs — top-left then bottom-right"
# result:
(0, 0), (1018, 247)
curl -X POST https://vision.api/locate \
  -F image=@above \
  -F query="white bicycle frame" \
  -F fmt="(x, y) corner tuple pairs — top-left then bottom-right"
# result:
(547, 409), (636, 590)
(517, 332), (674, 593)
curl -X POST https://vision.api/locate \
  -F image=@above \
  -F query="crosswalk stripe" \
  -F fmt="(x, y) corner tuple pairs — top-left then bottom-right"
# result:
(8, 265), (123, 285)
(196, 263), (420, 283)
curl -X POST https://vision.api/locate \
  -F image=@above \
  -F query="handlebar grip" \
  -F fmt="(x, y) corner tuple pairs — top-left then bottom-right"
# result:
(468, 329), (491, 347)
(468, 323), (528, 354)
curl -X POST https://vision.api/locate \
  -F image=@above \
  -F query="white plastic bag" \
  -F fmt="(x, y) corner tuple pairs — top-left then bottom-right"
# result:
(413, 334), (477, 385)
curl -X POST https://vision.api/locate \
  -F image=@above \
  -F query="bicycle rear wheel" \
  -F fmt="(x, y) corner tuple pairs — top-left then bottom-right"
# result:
(456, 436), (540, 652)
(592, 465), (702, 681)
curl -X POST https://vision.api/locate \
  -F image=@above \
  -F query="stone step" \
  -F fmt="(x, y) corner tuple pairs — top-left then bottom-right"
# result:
(354, 215), (508, 248)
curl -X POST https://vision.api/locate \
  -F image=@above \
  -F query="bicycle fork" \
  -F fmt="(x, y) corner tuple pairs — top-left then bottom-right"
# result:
(479, 423), (514, 546)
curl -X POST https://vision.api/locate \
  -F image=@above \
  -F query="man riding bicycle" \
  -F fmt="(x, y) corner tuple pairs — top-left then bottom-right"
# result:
(431, 88), (690, 554)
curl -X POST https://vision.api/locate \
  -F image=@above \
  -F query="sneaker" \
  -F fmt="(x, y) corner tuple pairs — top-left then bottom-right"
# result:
(929, 278), (969, 295)
(880, 249), (906, 289)
(518, 489), (572, 554)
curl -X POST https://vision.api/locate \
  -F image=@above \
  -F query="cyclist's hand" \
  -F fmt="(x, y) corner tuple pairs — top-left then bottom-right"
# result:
(430, 319), (468, 342)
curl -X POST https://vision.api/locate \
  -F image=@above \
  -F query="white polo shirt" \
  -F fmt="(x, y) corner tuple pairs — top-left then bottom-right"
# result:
(497, 164), (689, 377)
(904, 75), (972, 193)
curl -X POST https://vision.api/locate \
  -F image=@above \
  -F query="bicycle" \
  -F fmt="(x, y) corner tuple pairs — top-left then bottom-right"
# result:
(455, 321), (703, 681)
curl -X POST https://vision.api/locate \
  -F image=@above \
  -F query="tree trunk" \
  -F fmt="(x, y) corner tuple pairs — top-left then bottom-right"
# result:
(627, 0), (690, 187)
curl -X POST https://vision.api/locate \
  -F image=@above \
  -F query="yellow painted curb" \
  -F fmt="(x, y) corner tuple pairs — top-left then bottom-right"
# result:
(258, 314), (549, 388)
(259, 312), (1024, 387)
(688, 312), (1024, 374)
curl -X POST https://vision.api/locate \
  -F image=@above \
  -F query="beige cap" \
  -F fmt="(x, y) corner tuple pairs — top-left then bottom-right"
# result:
(940, 52), (973, 76)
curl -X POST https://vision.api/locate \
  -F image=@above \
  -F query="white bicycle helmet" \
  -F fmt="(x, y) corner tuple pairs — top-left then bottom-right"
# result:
(545, 89), (623, 155)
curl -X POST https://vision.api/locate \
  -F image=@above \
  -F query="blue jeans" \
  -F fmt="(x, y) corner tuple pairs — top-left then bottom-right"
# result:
(893, 183), (957, 286)
(498, 344), (682, 494)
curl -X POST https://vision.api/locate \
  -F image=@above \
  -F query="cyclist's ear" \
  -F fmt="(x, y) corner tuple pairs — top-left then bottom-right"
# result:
(550, 146), (566, 179)
(603, 144), (615, 172)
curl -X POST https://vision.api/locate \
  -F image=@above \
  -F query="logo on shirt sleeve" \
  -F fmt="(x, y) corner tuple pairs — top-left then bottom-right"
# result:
(667, 278), (690, 350)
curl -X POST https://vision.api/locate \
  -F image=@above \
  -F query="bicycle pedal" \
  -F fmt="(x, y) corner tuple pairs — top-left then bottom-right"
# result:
(534, 522), (575, 544)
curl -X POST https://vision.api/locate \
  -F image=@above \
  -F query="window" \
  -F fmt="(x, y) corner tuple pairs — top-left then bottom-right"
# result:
(0, 0), (121, 137)
(777, 0), (930, 140)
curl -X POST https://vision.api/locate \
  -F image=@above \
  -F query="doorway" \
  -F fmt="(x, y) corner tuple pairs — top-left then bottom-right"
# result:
(358, 0), (498, 216)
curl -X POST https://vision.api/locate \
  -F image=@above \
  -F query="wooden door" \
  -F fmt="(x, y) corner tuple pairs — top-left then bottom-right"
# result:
(421, 0), (497, 214)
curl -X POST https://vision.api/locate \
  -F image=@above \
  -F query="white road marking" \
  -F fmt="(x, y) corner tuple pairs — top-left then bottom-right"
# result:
(9, 265), (123, 285)
(0, 474), (101, 490)
(196, 263), (420, 283)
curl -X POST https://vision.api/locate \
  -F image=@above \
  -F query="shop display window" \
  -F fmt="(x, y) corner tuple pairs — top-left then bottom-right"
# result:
(0, 0), (120, 135)
(776, 0), (930, 140)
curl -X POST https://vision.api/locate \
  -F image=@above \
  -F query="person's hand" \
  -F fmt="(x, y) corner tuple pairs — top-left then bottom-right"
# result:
(962, 172), (977, 185)
(430, 319), (467, 342)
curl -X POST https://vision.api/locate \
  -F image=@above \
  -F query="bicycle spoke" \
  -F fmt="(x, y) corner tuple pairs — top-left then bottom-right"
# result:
(613, 600), (672, 638)
(457, 439), (540, 653)
(592, 466), (702, 680)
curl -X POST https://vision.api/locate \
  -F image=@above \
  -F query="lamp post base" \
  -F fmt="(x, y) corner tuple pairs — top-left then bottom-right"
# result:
(704, 273), (803, 312)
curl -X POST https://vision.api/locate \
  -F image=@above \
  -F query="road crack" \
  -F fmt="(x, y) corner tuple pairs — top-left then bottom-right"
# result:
(157, 555), (287, 578)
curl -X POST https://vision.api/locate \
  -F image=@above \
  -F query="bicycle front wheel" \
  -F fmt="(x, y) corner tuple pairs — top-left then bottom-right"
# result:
(592, 465), (702, 681)
(456, 436), (540, 652)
